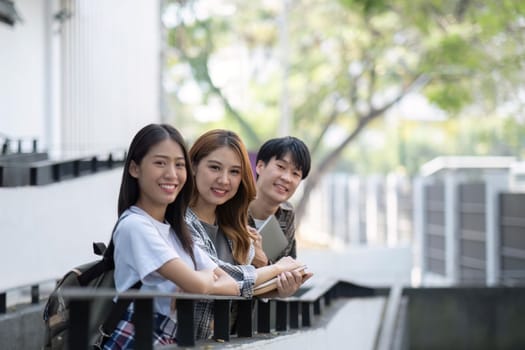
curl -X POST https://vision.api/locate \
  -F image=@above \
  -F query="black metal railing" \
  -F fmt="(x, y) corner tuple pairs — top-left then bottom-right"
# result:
(0, 153), (125, 187)
(60, 280), (377, 349)
(0, 135), (38, 155)
(0, 278), (56, 314)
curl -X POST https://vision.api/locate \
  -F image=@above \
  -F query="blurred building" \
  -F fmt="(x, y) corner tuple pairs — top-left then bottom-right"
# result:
(0, 0), (162, 158)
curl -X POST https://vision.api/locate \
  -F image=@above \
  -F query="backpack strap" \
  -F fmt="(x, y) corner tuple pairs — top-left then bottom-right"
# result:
(77, 213), (130, 286)
(94, 211), (143, 348)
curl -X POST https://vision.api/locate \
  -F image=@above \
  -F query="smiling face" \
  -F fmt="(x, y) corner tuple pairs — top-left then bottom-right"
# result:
(193, 145), (242, 211)
(255, 152), (303, 206)
(129, 138), (187, 220)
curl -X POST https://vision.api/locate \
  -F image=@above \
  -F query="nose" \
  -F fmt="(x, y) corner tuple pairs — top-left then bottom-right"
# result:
(165, 163), (177, 179)
(280, 170), (292, 182)
(217, 170), (230, 184)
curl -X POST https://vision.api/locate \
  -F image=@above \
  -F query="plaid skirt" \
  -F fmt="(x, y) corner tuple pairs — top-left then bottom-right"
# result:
(102, 309), (177, 350)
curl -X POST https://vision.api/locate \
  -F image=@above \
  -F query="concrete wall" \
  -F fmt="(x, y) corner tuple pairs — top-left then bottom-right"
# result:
(0, 304), (45, 350)
(405, 287), (525, 349)
(0, 168), (122, 291)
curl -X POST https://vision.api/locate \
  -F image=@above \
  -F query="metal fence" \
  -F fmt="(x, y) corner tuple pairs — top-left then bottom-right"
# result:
(305, 170), (525, 287)
(302, 173), (414, 247)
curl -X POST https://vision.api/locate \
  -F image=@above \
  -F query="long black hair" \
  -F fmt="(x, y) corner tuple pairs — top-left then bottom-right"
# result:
(117, 123), (195, 261)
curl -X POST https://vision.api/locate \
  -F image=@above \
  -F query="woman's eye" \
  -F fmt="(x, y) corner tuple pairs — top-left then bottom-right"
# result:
(176, 162), (186, 168)
(231, 169), (241, 175)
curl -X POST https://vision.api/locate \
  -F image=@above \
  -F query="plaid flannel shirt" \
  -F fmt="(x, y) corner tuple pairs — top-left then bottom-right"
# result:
(248, 201), (297, 262)
(102, 308), (177, 349)
(185, 208), (257, 339)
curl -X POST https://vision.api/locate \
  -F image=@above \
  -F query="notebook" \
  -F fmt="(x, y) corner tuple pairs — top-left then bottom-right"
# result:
(253, 265), (308, 296)
(257, 214), (289, 262)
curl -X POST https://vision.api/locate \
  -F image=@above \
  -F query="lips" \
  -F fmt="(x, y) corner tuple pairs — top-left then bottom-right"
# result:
(274, 183), (288, 194)
(160, 184), (177, 193)
(211, 187), (228, 197)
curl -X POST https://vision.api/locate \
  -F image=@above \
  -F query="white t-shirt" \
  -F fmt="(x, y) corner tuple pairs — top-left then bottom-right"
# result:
(252, 217), (266, 230)
(113, 206), (216, 316)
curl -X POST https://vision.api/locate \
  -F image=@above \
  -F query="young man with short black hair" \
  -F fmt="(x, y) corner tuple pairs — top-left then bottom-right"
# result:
(248, 136), (311, 267)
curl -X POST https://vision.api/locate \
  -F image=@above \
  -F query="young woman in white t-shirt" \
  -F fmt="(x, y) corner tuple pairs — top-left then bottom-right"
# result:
(103, 124), (239, 350)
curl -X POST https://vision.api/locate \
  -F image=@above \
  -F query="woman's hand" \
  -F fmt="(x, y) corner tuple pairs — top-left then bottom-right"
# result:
(274, 256), (303, 274)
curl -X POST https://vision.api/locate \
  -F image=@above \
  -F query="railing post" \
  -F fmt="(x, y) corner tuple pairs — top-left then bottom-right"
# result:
(485, 174), (507, 286)
(324, 288), (333, 307)
(289, 301), (300, 329)
(386, 173), (399, 246)
(133, 299), (153, 350)
(30, 167), (37, 185)
(176, 299), (196, 347)
(0, 292), (6, 314)
(236, 299), (254, 337)
(445, 172), (459, 285)
(366, 176), (381, 244)
(31, 285), (39, 304)
(313, 297), (322, 315)
(214, 299), (232, 341)
(347, 175), (361, 245)
(301, 302), (313, 327)
(52, 163), (60, 181)
(2, 139), (9, 154)
(413, 176), (426, 285)
(275, 300), (289, 332)
(68, 299), (91, 350)
(73, 160), (80, 177)
(257, 299), (272, 333)
(91, 156), (98, 173)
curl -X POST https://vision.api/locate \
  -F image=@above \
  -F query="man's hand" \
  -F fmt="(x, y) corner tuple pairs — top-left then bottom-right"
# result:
(249, 226), (269, 267)
(275, 268), (312, 298)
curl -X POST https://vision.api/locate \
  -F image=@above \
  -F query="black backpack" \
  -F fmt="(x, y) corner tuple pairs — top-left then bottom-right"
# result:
(43, 216), (141, 350)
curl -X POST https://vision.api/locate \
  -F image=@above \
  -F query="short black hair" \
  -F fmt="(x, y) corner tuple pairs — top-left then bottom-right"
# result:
(256, 136), (311, 179)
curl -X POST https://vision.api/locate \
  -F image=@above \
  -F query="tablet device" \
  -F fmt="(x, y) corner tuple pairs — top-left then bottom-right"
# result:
(258, 215), (289, 261)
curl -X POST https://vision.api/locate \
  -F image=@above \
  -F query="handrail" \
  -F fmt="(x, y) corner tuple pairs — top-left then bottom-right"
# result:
(0, 135), (38, 154)
(60, 287), (252, 348)
(58, 279), (380, 349)
(375, 283), (403, 350)
(0, 278), (57, 313)
(0, 153), (125, 187)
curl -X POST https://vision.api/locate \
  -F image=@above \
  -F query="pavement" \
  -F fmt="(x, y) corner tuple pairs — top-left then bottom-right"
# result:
(298, 243), (413, 288)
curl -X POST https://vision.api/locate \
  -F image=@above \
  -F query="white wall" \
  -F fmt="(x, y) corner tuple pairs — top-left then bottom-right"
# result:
(0, 0), (161, 156)
(0, 168), (122, 290)
(0, 0), (47, 148)
(58, 0), (161, 156)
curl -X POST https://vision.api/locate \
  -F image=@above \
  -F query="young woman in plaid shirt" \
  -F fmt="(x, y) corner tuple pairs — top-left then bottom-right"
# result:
(185, 129), (310, 339)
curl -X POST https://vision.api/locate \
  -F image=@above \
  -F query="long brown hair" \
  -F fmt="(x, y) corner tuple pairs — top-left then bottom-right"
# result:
(189, 129), (256, 264)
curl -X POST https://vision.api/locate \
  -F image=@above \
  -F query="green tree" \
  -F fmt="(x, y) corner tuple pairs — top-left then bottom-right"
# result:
(163, 0), (525, 222)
